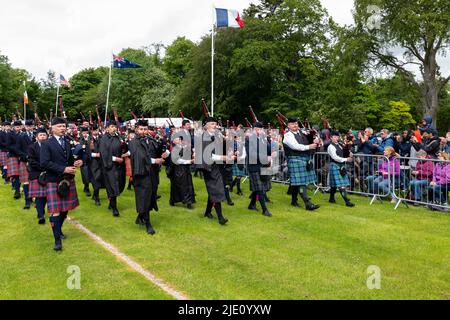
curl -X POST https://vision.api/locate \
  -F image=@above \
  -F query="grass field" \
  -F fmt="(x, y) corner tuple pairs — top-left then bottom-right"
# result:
(1, 171), (450, 300)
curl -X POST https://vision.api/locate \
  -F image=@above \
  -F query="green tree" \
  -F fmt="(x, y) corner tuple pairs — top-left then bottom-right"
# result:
(163, 37), (195, 85)
(379, 100), (416, 131)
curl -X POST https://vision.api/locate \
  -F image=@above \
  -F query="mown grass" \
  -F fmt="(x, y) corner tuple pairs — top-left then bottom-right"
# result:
(1, 170), (450, 299)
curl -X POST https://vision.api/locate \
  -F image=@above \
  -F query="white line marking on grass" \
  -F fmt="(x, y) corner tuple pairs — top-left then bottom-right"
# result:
(67, 217), (189, 300)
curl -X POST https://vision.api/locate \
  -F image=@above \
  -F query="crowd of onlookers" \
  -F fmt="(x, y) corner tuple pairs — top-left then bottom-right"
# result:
(315, 116), (450, 210)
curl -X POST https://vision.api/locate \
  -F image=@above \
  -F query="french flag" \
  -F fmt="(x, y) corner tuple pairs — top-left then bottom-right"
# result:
(215, 8), (245, 28)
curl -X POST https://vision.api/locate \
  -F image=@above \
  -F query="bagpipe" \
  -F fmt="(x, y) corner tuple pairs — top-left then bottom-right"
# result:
(58, 95), (67, 119)
(95, 105), (105, 131)
(113, 107), (129, 155)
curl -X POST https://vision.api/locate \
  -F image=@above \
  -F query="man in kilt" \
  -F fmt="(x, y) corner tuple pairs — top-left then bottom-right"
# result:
(195, 117), (233, 225)
(327, 131), (355, 207)
(28, 128), (49, 224)
(245, 122), (273, 217)
(128, 120), (166, 235)
(282, 117), (320, 211)
(0, 121), (11, 183)
(40, 117), (83, 251)
(16, 119), (35, 209)
(6, 120), (24, 199)
(85, 124), (103, 206)
(99, 121), (126, 217)
(79, 127), (92, 197)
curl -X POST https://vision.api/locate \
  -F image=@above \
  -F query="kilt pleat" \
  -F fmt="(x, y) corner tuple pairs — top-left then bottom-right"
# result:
(46, 180), (79, 213)
(287, 156), (316, 186)
(0, 151), (7, 166)
(7, 157), (19, 177)
(19, 162), (29, 184)
(232, 163), (247, 177)
(328, 162), (350, 187)
(28, 179), (47, 198)
(248, 171), (270, 192)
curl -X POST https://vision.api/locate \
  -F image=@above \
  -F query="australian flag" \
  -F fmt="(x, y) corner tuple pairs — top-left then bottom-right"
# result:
(113, 54), (141, 69)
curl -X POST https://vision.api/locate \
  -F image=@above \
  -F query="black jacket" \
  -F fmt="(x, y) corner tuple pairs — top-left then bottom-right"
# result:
(40, 136), (75, 182)
(6, 130), (20, 158)
(27, 142), (43, 180)
(17, 131), (35, 162)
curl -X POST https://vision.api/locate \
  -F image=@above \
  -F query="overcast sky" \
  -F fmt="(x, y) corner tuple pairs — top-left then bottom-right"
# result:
(0, 0), (448, 81)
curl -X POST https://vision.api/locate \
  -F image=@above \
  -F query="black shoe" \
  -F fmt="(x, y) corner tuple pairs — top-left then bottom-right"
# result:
(186, 203), (193, 209)
(218, 216), (229, 225)
(345, 201), (355, 207)
(146, 223), (156, 235)
(237, 191), (243, 196)
(227, 200), (234, 206)
(54, 239), (62, 251)
(112, 208), (120, 217)
(14, 191), (21, 199)
(38, 218), (45, 224)
(85, 190), (91, 197)
(248, 204), (258, 211)
(95, 198), (101, 206)
(24, 203), (31, 209)
(262, 209), (272, 217)
(60, 232), (66, 240)
(204, 212), (214, 219)
(156, 195), (161, 200)
(169, 200), (175, 206)
(135, 215), (145, 225)
(291, 202), (301, 207)
(329, 199), (336, 203)
(306, 203), (320, 211)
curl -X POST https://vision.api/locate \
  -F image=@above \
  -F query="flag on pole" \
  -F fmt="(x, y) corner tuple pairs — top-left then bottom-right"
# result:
(215, 8), (245, 28)
(59, 74), (70, 86)
(112, 54), (141, 69)
(23, 91), (29, 105)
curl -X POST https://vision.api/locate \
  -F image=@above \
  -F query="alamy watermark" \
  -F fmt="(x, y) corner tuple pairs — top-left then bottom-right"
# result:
(67, 265), (81, 290)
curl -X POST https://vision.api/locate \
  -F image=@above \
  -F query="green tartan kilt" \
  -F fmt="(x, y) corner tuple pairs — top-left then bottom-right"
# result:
(287, 156), (316, 186)
(328, 162), (350, 187)
(232, 164), (247, 177)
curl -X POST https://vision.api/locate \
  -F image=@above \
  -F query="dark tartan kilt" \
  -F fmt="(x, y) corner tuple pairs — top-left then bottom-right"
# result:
(19, 162), (29, 184)
(0, 151), (7, 166)
(46, 180), (79, 213)
(203, 165), (226, 203)
(232, 163), (247, 177)
(125, 157), (132, 177)
(28, 179), (47, 198)
(328, 162), (350, 188)
(7, 157), (20, 177)
(287, 156), (316, 186)
(248, 171), (270, 192)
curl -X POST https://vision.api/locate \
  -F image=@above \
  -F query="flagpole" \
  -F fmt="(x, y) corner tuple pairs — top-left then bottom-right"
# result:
(23, 81), (26, 121)
(55, 82), (60, 117)
(105, 56), (112, 126)
(211, 6), (215, 117)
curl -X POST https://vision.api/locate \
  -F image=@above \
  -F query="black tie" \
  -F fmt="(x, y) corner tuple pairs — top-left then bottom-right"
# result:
(59, 137), (65, 149)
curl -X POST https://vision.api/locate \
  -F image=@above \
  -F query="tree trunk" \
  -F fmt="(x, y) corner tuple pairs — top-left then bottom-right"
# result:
(421, 50), (439, 128)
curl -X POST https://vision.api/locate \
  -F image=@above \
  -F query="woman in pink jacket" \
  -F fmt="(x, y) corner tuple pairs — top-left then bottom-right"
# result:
(428, 152), (450, 205)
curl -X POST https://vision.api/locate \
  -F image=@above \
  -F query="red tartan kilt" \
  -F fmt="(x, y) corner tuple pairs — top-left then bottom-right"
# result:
(0, 151), (7, 166)
(46, 180), (79, 213)
(7, 157), (19, 177)
(28, 179), (47, 198)
(125, 157), (132, 177)
(19, 162), (29, 184)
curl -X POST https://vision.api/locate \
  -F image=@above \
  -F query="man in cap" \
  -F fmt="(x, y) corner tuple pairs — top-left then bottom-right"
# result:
(40, 117), (83, 251)
(6, 120), (24, 199)
(282, 117), (320, 211)
(98, 120), (126, 217)
(246, 121), (273, 217)
(86, 124), (103, 206)
(28, 127), (49, 224)
(195, 117), (233, 225)
(0, 121), (11, 183)
(327, 131), (355, 207)
(16, 119), (35, 209)
(128, 119), (167, 234)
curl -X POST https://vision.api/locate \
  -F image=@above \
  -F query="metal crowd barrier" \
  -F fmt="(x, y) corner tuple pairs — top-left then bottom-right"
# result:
(313, 152), (393, 205)
(392, 156), (450, 211)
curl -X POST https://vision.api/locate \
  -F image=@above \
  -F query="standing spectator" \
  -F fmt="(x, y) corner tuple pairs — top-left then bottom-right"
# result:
(409, 150), (434, 204)
(419, 116), (435, 134)
(411, 128), (440, 158)
(428, 152), (450, 206)
(372, 129), (395, 154)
